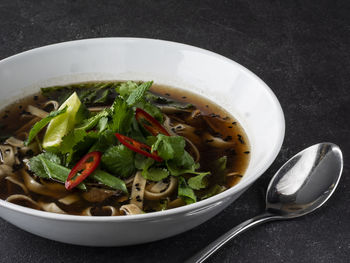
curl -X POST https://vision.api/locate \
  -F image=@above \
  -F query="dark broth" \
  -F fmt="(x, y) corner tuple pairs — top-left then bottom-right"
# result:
(0, 82), (250, 215)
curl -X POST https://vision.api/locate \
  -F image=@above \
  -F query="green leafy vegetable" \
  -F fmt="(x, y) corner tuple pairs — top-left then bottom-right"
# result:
(97, 117), (109, 133)
(59, 129), (99, 165)
(150, 134), (185, 160)
(178, 176), (196, 204)
(90, 170), (128, 193)
(116, 81), (139, 98)
(89, 130), (118, 152)
(101, 145), (135, 178)
(166, 151), (198, 176)
(110, 97), (133, 134)
(76, 110), (109, 131)
(26, 106), (67, 145)
(28, 153), (86, 190)
(188, 172), (210, 190)
(142, 167), (169, 181)
(126, 81), (153, 106)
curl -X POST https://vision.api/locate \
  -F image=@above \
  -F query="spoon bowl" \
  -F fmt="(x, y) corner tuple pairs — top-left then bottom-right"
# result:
(187, 143), (343, 263)
(266, 143), (343, 218)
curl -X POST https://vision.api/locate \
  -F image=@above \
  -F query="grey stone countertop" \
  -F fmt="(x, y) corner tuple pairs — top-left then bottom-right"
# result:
(0, 1), (349, 262)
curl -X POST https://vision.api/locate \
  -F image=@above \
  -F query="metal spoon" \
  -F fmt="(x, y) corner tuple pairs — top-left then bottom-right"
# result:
(187, 142), (343, 263)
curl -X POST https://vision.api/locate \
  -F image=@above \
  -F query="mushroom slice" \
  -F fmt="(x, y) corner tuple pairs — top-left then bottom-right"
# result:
(130, 171), (146, 209)
(82, 187), (116, 203)
(120, 204), (144, 215)
(144, 177), (178, 200)
(26, 105), (49, 119)
(39, 202), (66, 214)
(6, 194), (41, 210)
(168, 198), (186, 209)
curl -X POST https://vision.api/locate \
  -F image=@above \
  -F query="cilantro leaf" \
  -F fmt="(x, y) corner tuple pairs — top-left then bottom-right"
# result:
(187, 172), (210, 190)
(110, 97), (133, 134)
(166, 151), (197, 176)
(116, 81), (139, 98)
(26, 106), (67, 145)
(101, 145), (135, 178)
(134, 154), (153, 170)
(142, 167), (169, 181)
(178, 176), (196, 204)
(89, 130), (118, 152)
(125, 81), (153, 106)
(151, 134), (185, 160)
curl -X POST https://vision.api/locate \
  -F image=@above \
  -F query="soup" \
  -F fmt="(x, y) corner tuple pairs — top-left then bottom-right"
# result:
(0, 81), (250, 216)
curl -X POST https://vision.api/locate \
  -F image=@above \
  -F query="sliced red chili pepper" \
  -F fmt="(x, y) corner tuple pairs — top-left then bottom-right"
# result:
(115, 133), (163, 162)
(65, 151), (102, 190)
(135, 108), (170, 136)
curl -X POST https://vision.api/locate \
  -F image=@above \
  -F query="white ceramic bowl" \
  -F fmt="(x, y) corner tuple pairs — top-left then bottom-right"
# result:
(0, 38), (284, 246)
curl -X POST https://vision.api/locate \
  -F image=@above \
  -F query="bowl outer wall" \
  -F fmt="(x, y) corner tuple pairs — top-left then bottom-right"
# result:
(0, 38), (285, 246)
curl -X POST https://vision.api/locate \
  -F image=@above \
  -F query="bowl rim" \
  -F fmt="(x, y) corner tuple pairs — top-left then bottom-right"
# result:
(0, 37), (285, 222)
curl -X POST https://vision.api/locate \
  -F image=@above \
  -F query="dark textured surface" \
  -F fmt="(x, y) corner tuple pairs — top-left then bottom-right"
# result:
(0, 1), (349, 262)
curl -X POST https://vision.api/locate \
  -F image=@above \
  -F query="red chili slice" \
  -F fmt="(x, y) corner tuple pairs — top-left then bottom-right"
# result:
(135, 108), (170, 136)
(115, 133), (163, 162)
(65, 151), (102, 190)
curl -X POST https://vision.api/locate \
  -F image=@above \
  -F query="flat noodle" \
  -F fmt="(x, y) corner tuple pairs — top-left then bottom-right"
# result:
(0, 165), (12, 179)
(21, 169), (66, 198)
(144, 177), (177, 200)
(120, 204), (144, 215)
(183, 137), (200, 162)
(101, 206), (119, 216)
(82, 187), (116, 203)
(43, 100), (59, 111)
(5, 137), (24, 147)
(6, 194), (41, 210)
(58, 194), (80, 205)
(5, 174), (28, 194)
(130, 171), (146, 209)
(39, 202), (66, 214)
(81, 206), (119, 216)
(82, 207), (93, 216)
(26, 105), (48, 119)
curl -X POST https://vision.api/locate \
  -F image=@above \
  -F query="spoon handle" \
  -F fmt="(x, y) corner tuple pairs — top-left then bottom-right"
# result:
(186, 212), (277, 263)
